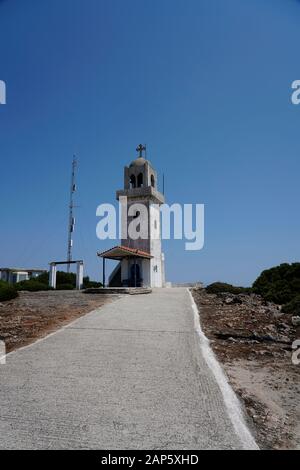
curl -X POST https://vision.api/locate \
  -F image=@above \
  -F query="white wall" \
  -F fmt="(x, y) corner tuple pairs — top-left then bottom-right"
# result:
(149, 204), (163, 287)
(120, 199), (164, 288)
(142, 259), (151, 286)
(1, 271), (29, 283)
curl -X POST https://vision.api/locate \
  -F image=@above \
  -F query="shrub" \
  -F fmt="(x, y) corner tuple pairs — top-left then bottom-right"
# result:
(37, 272), (102, 289)
(253, 262), (300, 304)
(0, 281), (18, 301)
(35, 271), (102, 290)
(15, 280), (52, 292)
(35, 272), (49, 284)
(83, 276), (102, 288)
(36, 271), (76, 289)
(206, 282), (252, 295)
(282, 295), (300, 315)
(56, 283), (74, 290)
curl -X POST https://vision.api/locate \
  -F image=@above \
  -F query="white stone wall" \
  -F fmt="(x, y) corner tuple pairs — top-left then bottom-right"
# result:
(121, 198), (150, 253)
(120, 194), (164, 288)
(142, 259), (151, 286)
(161, 252), (165, 287)
(149, 203), (163, 287)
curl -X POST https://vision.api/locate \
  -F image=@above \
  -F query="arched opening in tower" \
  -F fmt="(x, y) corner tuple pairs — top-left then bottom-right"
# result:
(137, 173), (144, 187)
(130, 174), (136, 188)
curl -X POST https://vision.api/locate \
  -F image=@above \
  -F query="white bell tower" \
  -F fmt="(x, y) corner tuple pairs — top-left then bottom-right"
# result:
(116, 145), (165, 288)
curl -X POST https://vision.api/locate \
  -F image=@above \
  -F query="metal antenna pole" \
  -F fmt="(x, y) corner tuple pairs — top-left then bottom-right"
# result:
(67, 155), (77, 273)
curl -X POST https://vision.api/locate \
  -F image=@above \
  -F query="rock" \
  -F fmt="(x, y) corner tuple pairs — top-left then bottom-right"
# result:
(278, 322), (290, 331)
(291, 316), (300, 327)
(228, 337), (238, 342)
(224, 295), (242, 305)
(266, 324), (277, 334)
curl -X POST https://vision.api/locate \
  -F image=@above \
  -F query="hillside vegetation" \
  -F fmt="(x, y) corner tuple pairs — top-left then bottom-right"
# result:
(16, 272), (102, 291)
(0, 280), (18, 301)
(206, 282), (252, 295)
(206, 262), (300, 316)
(252, 263), (300, 314)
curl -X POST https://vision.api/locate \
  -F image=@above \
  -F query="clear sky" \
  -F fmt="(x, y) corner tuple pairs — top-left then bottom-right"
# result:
(0, 0), (299, 286)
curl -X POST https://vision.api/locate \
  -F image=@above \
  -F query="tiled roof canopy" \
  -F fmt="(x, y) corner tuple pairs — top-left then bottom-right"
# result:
(97, 245), (152, 260)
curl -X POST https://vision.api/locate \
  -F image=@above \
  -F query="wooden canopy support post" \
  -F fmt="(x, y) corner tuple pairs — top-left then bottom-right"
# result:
(134, 256), (137, 287)
(102, 257), (106, 288)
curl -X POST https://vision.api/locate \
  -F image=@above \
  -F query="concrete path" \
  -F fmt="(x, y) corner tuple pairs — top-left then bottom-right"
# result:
(0, 288), (255, 449)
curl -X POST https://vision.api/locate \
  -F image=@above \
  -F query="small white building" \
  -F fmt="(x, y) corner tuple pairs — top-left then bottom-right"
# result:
(0, 268), (47, 284)
(98, 145), (166, 288)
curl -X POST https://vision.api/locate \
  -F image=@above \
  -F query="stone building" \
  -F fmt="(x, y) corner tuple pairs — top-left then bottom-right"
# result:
(0, 267), (46, 284)
(98, 145), (165, 288)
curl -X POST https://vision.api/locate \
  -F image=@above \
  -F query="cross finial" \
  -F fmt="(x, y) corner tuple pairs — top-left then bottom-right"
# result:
(136, 144), (146, 158)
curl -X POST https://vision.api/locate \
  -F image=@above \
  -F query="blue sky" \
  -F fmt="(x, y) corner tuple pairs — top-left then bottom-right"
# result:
(0, 0), (299, 286)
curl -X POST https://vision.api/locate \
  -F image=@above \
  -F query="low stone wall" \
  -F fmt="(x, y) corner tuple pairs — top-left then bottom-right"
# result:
(84, 287), (152, 295)
(171, 282), (204, 288)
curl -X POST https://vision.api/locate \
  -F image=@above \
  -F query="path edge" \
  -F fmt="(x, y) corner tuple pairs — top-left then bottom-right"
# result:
(188, 288), (259, 450)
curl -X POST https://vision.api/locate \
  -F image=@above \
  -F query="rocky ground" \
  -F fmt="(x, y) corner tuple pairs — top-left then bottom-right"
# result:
(191, 288), (300, 450)
(0, 290), (117, 353)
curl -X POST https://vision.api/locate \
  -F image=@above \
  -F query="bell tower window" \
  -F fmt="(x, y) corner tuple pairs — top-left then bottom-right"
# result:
(151, 174), (155, 187)
(130, 174), (136, 188)
(137, 173), (143, 188)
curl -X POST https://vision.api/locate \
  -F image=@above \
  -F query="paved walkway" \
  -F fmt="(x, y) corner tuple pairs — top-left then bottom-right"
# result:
(0, 288), (255, 449)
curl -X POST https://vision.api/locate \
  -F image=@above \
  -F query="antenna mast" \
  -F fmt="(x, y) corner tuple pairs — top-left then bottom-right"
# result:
(67, 155), (77, 273)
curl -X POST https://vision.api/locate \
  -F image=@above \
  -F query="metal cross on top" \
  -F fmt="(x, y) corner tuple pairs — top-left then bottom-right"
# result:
(136, 144), (146, 158)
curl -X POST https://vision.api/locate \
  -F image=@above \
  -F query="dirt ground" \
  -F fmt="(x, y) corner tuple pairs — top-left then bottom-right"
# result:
(0, 290), (118, 353)
(191, 288), (300, 450)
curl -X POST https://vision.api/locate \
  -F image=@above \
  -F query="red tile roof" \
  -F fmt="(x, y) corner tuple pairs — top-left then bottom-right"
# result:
(97, 245), (152, 260)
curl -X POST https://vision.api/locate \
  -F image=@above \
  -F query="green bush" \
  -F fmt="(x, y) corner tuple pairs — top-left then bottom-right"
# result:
(282, 295), (300, 315)
(0, 281), (18, 301)
(15, 280), (52, 292)
(253, 263), (300, 304)
(83, 276), (102, 289)
(36, 271), (76, 288)
(37, 272), (102, 289)
(206, 282), (252, 295)
(35, 272), (49, 284)
(56, 283), (74, 290)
